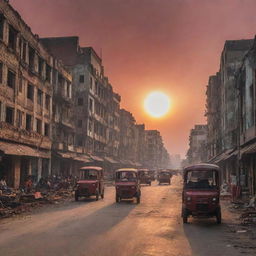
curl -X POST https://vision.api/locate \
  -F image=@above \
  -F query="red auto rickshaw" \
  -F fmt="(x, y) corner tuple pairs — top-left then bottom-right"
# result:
(115, 168), (141, 204)
(182, 163), (221, 224)
(138, 169), (151, 186)
(158, 170), (171, 185)
(74, 166), (104, 201)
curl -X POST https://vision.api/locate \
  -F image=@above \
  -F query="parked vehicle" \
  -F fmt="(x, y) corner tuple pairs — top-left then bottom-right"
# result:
(115, 168), (141, 203)
(74, 166), (104, 201)
(138, 169), (151, 185)
(158, 170), (171, 185)
(181, 163), (221, 224)
(148, 170), (156, 181)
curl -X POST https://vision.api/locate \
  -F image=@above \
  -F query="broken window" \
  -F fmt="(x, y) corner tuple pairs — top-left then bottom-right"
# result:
(0, 62), (3, 84)
(78, 120), (82, 128)
(79, 75), (84, 83)
(8, 25), (17, 51)
(28, 46), (35, 71)
(37, 89), (43, 106)
(25, 114), (32, 131)
(36, 118), (42, 134)
(27, 84), (34, 101)
(45, 94), (50, 110)
(46, 64), (51, 83)
(0, 14), (4, 40)
(44, 123), (49, 137)
(7, 69), (16, 89)
(5, 106), (14, 125)
(16, 109), (23, 127)
(78, 97), (83, 106)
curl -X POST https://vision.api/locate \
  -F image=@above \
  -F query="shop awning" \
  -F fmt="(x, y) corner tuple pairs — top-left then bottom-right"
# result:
(57, 152), (74, 159)
(104, 156), (118, 164)
(0, 141), (50, 158)
(90, 155), (104, 162)
(240, 141), (256, 155)
(73, 155), (91, 163)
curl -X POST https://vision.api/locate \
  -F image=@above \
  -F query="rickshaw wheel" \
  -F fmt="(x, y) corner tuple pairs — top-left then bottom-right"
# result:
(216, 208), (222, 224)
(75, 193), (79, 202)
(136, 196), (140, 204)
(115, 195), (120, 203)
(101, 191), (104, 199)
(183, 215), (188, 224)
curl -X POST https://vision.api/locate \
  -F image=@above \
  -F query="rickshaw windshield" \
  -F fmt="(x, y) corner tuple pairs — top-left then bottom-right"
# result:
(116, 171), (137, 182)
(160, 172), (170, 176)
(185, 170), (218, 190)
(80, 169), (98, 180)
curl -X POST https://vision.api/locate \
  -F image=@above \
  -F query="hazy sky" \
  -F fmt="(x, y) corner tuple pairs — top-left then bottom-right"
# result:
(11, 0), (256, 157)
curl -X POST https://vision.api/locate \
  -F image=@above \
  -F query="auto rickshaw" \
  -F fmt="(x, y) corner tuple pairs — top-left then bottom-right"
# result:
(148, 170), (156, 181)
(158, 170), (171, 185)
(181, 163), (221, 224)
(138, 169), (151, 185)
(115, 168), (141, 203)
(74, 166), (104, 201)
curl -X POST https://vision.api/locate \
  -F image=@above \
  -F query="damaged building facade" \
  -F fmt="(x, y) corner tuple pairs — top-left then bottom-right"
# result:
(0, 0), (53, 187)
(204, 38), (256, 197)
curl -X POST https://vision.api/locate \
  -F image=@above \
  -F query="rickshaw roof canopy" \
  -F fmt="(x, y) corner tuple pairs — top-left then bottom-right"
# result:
(79, 166), (103, 171)
(116, 168), (138, 173)
(184, 163), (220, 172)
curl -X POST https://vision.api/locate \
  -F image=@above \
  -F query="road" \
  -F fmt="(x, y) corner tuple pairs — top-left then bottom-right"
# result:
(0, 176), (251, 256)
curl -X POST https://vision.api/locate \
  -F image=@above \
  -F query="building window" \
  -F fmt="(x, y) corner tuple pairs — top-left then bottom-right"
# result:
(27, 84), (34, 101)
(44, 123), (49, 137)
(36, 118), (42, 134)
(78, 120), (82, 128)
(16, 109), (23, 127)
(79, 75), (84, 83)
(8, 25), (17, 51)
(67, 83), (71, 98)
(7, 69), (16, 89)
(46, 64), (51, 83)
(0, 62), (2, 84)
(78, 97), (83, 106)
(25, 114), (32, 131)
(5, 106), (14, 125)
(45, 94), (50, 110)
(38, 58), (44, 78)
(22, 40), (27, 62)
(28, 46), (35, 71)
(37, 89), (43, 106)
(0, 14), (4, 40)
(77, 135), (83, 147)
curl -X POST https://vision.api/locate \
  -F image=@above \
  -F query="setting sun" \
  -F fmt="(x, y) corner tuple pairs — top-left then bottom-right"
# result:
(144, 91), (171, 118)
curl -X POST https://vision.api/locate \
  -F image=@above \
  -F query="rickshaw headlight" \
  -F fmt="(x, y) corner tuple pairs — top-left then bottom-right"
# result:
(212, 197), (217, 202)
(186, 196), (191, 201)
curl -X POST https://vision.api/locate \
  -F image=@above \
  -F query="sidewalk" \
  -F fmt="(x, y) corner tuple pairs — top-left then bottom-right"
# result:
(221, 198), (256, 255)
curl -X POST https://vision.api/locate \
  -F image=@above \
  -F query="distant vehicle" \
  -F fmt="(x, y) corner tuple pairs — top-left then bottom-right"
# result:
(181, 163), (221, 224)
(138, 169), (151, 185)
(74, 166), (104, 201)
(158, 170), (171, 185)
(148, 170), (156, 181)
(115, 168), (141, 204)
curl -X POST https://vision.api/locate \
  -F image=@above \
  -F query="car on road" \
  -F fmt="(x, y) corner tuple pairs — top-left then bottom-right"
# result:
(138, 169), (151, 185)
(115, 168), (141, 203)
(74, 166), (104, 201)
(181, 163), (221, 224)
(158, 170), (171, 185)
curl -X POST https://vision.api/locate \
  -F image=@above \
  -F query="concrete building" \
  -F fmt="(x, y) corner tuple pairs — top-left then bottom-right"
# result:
(0, 0), (55, 187)
(170, 154), (181, 169)
(206, 73), (222, 160)
(187, 125), (208, 164)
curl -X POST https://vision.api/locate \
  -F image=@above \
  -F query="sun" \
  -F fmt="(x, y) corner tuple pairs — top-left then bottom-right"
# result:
(144, 91), (171, 118)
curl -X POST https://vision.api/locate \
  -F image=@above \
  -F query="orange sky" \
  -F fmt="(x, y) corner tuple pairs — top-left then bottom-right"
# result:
(11, 0), (256, 157)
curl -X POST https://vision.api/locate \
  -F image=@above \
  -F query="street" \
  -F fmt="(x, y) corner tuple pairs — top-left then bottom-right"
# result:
(0, 176), (250, 256)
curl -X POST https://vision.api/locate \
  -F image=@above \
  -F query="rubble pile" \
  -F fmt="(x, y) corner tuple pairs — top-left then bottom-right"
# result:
(0, 176), (76, 219)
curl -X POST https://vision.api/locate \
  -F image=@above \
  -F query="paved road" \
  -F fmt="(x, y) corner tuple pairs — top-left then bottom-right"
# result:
(0, 176), (250, 256)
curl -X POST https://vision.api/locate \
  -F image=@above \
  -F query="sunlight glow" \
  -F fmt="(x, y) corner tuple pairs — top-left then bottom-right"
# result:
(144, 91), (171, 118)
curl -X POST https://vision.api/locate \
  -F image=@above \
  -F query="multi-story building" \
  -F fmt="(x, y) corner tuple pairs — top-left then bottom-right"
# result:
(206, 73), (222, 160)
(186, 125), (207, 164)
(0, 0), (55, 187)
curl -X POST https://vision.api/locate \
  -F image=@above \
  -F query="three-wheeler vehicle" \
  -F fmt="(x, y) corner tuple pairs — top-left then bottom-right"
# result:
(148, 170), (156, 181)
(138, 169), (152, 186)
(115, 168), (141, 204)
(158, 170), (171, 185)
(74, 166), (104, 201)
(181, 163), (221, 224)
